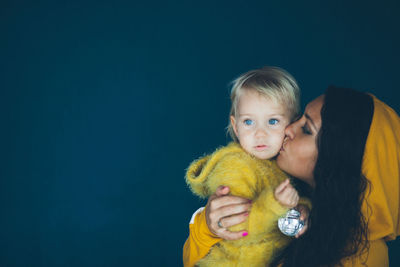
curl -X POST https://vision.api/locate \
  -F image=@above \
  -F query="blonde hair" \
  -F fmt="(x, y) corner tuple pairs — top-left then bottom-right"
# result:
(227, 66), (300, 142)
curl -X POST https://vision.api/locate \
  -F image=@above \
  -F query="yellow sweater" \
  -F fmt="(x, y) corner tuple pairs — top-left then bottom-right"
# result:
(185, 143), (300, 267)
(183, 95), (400, 267)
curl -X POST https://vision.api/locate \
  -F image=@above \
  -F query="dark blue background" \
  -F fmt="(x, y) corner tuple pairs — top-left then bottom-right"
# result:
(2, 0), (400, 266)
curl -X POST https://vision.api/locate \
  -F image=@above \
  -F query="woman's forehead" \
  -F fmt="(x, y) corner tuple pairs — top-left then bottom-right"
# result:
(305, 95), (324, 127)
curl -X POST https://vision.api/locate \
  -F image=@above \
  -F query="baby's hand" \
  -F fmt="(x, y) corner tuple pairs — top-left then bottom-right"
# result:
(274, 179), (299, 208)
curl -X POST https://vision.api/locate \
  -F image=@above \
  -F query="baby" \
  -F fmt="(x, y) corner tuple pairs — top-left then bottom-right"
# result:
(185, 67), (310, 267)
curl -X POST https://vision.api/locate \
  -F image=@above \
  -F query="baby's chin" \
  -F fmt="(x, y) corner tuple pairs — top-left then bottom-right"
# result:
(247, 150), (278, 160)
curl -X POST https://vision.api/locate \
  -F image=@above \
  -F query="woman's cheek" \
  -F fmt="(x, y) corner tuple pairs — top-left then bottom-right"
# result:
(299, 144), (318, 179)
(286, 144), (308, 177)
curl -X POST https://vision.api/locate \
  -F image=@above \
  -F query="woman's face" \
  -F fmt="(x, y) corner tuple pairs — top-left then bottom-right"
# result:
(276, 95), (324, 187)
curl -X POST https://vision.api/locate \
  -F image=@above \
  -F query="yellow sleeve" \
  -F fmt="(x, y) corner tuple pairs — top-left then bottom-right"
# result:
(186, 148), (261, 199)
(340, 239), (388, 267)
(246, 188), (289, 235)
(183, 209), (222, 267)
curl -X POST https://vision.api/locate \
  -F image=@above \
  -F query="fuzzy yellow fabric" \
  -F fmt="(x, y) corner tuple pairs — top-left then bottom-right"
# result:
(341, 95), (400, 266)
(185, 142), (302, 267)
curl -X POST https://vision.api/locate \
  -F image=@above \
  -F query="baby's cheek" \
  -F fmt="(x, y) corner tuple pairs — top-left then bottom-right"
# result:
(272, 131), (286, 144)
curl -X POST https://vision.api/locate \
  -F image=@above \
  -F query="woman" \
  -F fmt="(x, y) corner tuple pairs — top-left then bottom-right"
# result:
(183, 86), (400, 266)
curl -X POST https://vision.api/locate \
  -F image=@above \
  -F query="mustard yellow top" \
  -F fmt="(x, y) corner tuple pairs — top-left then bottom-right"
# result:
(341, 95), (400, 266)
(183, 95), (400, 267)
(361, 95), (400, 242)
(183, 210), (221, 267)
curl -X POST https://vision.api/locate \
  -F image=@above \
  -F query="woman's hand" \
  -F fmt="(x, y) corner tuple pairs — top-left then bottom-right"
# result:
(295, 204), (310, 238)
(205, 186), (251, 240)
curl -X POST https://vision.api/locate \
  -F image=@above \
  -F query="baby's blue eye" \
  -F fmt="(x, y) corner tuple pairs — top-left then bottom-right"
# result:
(269, 119), (279, 125)
(244, 119), (253, 125)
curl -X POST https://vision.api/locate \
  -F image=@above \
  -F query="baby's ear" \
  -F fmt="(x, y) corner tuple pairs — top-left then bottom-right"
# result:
(230, 116), (238, 137)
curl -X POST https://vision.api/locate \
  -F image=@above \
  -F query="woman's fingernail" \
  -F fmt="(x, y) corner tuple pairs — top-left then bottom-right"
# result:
(242, 232), (248, 237)
(244, 212), (249, 216)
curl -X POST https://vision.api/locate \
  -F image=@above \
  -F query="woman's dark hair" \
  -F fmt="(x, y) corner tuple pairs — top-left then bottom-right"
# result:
(271, 86), (374, 267)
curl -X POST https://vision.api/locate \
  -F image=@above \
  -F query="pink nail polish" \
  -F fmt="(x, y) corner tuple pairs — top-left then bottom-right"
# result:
(242, 232), (248, 237)
(244, 212), (249, 216)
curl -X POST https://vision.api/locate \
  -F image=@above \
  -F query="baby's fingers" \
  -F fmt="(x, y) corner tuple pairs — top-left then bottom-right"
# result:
(275, 179), (290, 195)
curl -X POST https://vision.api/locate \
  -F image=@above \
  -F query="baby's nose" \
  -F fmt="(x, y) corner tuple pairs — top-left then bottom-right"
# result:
(255, 127), (268, 137)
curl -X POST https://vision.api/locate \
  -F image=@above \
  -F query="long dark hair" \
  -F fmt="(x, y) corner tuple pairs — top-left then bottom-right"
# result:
(271, 86), (374, 267)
